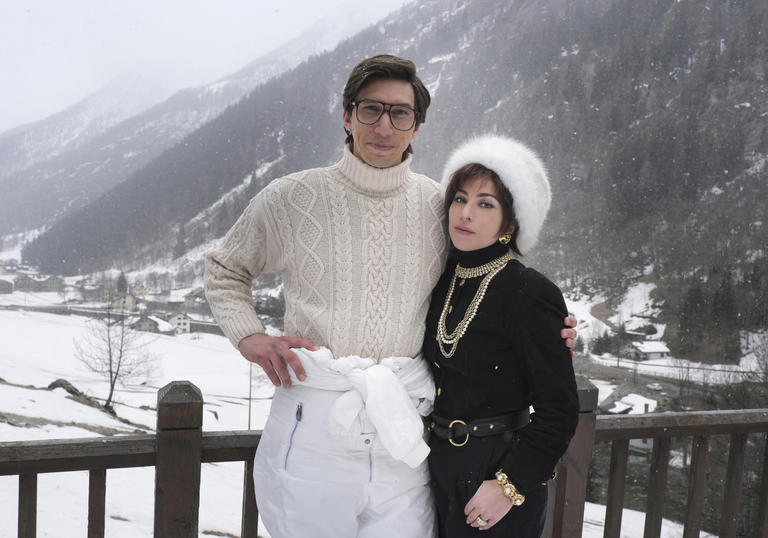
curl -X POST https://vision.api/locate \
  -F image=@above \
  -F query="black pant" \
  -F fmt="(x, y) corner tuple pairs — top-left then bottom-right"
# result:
(428, 432), (547, 538)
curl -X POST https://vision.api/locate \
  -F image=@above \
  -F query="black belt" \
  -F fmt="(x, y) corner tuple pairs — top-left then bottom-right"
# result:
(427, 409), (530, 447)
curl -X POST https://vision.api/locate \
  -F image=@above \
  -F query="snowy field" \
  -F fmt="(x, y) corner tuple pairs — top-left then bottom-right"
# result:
(1, 308), (714, 536)
(0, 309), (274, 537)
(588, 352), (756, 386)
(582, 502), (715, 538)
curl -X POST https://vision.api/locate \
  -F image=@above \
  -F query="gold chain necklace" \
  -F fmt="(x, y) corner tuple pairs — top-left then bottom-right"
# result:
(436, 251), (512, 358)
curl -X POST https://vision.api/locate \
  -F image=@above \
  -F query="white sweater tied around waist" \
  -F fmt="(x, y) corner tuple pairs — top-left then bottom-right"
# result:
(287, 347), (435, 468)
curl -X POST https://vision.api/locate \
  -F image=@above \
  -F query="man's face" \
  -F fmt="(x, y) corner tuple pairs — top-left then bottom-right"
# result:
(343, 78), (419, 169)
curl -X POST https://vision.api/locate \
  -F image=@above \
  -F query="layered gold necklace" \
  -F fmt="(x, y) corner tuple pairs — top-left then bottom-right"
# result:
(436, 251), (513, 358)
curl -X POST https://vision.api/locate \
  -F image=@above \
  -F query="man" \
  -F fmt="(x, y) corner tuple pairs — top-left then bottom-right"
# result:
(205, 55), (577, 538)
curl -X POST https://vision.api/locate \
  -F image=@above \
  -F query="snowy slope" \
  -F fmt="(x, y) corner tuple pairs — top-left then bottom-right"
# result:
(0, 309), (274, 537)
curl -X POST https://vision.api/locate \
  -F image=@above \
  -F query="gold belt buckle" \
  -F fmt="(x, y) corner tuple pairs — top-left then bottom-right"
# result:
(448, 419), (469, 447)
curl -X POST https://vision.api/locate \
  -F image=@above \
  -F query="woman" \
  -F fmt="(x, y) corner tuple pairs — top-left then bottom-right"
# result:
(423, 135), (580, 537)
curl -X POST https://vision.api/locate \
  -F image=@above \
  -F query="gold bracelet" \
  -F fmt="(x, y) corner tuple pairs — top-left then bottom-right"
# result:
(495, 469), (525, 506)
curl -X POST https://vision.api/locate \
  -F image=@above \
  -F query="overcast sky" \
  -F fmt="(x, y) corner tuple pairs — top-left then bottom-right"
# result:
(0, 0), (412, 133)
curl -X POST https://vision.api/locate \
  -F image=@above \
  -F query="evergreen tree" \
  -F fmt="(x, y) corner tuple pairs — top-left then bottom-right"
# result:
(172, 226), (187, 259)
(116, 271), (127, 295)
(678, 282), (706, 355)
(711, 271), (741, 362)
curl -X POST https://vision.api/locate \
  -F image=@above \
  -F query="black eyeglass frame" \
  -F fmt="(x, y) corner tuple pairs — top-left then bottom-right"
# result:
(351, 99), (417, 131)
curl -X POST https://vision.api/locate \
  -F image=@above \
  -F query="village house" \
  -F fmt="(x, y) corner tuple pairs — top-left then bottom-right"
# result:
(131, 315), (174, 334)
(79, 283), (105, 303)
(130, 283), (150, 297)
(168, 312), (192, 334)
(0, 259), (19, 273)
(184, 288), (206, 309)
(630, 341), (671, 361)
(13, 274), (64, 293)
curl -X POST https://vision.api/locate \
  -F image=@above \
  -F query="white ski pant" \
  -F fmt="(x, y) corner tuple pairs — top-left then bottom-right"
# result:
(253, 384), (436, 538)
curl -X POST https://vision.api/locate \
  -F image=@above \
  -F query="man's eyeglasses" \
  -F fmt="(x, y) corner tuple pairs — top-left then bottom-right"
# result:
(351, 99), (417, 131)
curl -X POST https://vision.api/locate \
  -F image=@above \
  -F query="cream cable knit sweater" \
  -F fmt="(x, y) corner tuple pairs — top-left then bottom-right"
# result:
(204, 146), (448, 360)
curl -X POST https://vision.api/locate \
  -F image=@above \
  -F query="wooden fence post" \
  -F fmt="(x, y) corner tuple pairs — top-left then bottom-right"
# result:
(548, 376), (598, 538)
(154, 381), (203, 538)
(18, 473), (37, 538)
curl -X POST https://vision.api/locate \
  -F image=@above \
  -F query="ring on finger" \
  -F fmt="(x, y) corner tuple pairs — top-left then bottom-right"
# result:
(475, 516), (488, 526)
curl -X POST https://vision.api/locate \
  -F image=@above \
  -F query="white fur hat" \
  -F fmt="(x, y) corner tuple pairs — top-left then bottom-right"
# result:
(441, 135), (551, 255)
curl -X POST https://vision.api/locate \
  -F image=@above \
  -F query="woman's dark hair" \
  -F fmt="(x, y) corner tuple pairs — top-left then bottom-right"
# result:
(443, 163), (522, 256)
(342, 54), (431, 155)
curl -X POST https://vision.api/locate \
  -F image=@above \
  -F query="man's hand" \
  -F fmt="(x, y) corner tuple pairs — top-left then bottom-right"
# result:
(562, 315), (578, 357)
(237, 333), (318, 388)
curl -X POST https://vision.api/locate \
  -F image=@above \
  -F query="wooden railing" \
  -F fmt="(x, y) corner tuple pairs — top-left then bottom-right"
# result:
(1, 381), (261, 538)
(2, 378), (768, 537)
(593, 409), (768, 538)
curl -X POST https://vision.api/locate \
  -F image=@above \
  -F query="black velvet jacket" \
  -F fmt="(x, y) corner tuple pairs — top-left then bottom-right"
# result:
(423, 241), (579, 494)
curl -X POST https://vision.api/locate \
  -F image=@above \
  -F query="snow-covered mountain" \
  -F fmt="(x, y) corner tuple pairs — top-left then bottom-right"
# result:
(0, 5), (398, 236)
(0, 71), (180, 180)
(24, 0), (768, 282)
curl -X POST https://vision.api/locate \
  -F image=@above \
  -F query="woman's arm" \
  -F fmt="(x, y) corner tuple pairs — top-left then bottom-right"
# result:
(497, 269), (580, 494)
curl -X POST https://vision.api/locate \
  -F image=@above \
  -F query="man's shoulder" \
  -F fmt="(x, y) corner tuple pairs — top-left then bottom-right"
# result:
(407, 171), (442, 200)
(409, 171), (439, 189)
(260, 163), (338, 194)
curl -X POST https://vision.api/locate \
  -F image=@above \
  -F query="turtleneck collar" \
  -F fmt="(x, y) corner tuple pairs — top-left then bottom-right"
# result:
(453, 240), (513, 269)
(337, 144), (412, 197)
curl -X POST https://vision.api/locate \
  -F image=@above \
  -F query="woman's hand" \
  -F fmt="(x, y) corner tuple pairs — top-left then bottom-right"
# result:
(463, 479), (513, 530)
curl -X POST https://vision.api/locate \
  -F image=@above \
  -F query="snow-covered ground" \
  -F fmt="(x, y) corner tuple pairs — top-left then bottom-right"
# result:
(582, 502), (715, 537)
(589, 379), (619, 406)
(566, 280), (667, 346)
(0, 309), (274, 537)
(607, 393), (658, 415)
(0, 230), (41, 262)
(609, 282), (665, 337)
(565, 293), (612, 344)
(0, 309), (716, 536)
(588, 353), (755, 385)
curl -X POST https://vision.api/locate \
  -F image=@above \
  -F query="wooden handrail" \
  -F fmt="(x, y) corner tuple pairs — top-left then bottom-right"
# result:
(3, 379), (768, 538)
(595, 409), (768, 440)
(0, 431), (262, 475)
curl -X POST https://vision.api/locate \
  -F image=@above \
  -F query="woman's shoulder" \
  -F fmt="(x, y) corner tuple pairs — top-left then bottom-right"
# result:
(503, 260), (565, 305)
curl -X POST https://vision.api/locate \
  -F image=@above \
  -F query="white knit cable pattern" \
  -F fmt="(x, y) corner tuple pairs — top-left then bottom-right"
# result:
(264, 184), (300, 334)
(326, 175), (354, 354)
(205, 151), (450, 357)
(286, 178), (327, 344)
(427, 186), (447, 281)
(360, 197), (395, 359)
(204, 196), (271, 347)
(396, 182), (424, 356)
(411, 180), (448, 353)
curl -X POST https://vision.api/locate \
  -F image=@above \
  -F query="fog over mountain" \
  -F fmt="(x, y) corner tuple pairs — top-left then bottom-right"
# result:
(0, 7), (400, 235)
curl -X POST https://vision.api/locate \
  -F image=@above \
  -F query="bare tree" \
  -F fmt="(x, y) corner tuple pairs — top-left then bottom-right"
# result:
(74, 305), (154, 411)
(670, 356), (692, 402)
(748, 332), (768, 387)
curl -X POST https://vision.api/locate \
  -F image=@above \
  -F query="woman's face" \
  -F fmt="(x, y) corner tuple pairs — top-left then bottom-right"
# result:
(448, 175), (510, 252)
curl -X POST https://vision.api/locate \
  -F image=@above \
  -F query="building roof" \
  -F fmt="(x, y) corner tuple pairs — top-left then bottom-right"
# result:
(148, 315), (174, 333)
(632, 341), (670, 354)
